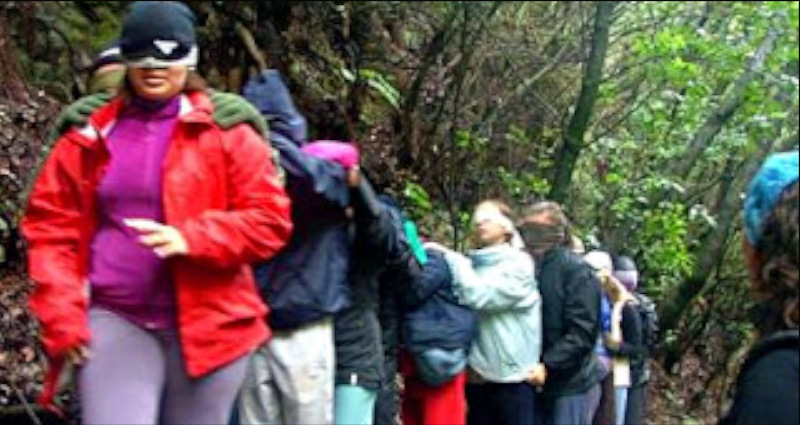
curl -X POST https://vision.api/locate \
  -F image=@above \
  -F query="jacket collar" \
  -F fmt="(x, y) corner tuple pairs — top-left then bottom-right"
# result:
(470, 243), (515, 266)
(539, 247), (566, 269)
(65, 91), (214, 149)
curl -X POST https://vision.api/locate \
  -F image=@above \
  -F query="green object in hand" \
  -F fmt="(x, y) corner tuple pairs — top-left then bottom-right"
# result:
(404, 220), (429, 266)
(210, 92), (268, 136)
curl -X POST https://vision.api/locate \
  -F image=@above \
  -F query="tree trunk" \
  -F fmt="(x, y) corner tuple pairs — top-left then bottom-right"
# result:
(549, 1), (616, 204)
(659, 161), (746, 335)
(0, 10), (30, 103)
(398, 10), (459, 168)
(670, 29), (780, 178)
(659, 130), (797, 334)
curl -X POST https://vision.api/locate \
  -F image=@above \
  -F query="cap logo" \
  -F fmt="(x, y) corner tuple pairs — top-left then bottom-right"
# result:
(154, 39), (179, 55)
(101, 47), (121, 59)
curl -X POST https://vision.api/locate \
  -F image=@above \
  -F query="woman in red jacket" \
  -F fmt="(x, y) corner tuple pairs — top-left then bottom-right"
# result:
(22, 2), (292, 424)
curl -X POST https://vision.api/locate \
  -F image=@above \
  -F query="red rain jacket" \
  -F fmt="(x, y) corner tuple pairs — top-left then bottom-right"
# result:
(22, 91), (292, 411)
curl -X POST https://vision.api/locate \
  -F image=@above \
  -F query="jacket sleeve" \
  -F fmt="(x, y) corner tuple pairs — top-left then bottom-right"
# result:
(177, 125), (293, 268)
(351, 178), (424, 288)
(382, 252), (424, 306)
(609, 303), (646, 358)
(245, 70), (308, 144)
(394, 250), (450, 311)
(244, 69), (351, 209)
(445, 250), (537, 312)
(351, 178), (404, 269)
(543, 262), (602, 372)
(21, 138), (90, 360)
(272, 132), (350, 209)
(375, 222), (425, 309)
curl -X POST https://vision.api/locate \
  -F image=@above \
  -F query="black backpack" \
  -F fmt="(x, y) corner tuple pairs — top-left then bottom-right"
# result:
(635, 293), (660, 350)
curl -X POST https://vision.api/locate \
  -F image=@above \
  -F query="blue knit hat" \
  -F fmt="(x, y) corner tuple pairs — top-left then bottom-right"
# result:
(120, 1), (199, 68)
(744, 151), (799, 247)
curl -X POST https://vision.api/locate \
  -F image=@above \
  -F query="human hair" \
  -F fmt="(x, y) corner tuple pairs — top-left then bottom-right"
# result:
(184, 72), (209, 92)
(601, 273), (634, 304)
(521, 201), (573, 248)
(476, 200), (516, 242)
(477, 200), (515, 221)
(524, 201), (567, 225)
(753, 181), (799, 334)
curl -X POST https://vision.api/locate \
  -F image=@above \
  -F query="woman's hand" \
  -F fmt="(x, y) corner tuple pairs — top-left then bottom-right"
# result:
(124, 219), (189, 258)
(604, 334), (622, 351)
(348, 167), (361, 188)
(527, 364), (548, 386)
(65, 346), (90, 366)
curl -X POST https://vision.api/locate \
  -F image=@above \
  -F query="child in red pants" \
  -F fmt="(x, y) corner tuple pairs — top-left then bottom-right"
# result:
(401, 351), (467, 425)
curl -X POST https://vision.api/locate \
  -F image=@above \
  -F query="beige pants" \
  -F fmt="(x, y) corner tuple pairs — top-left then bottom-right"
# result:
(238, 318), (335, 425)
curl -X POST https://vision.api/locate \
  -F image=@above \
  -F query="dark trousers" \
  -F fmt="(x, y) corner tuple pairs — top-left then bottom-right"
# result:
(625, 385), (647, 425)
(467, 383), (537, 425)
(375, 384), (399, 425)
(374, 356), (400, 425)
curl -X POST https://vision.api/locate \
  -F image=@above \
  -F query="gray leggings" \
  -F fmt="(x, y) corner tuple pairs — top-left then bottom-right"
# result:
(79, 308), (249, 425)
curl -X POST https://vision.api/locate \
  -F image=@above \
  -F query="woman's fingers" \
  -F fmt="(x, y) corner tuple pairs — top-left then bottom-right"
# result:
(348, 168), (361, 188)
(66, 346), (91, 366)
(154, 243), (183, 258)
(124, 218), (166, 234)
(124, 219), (188, 258)
(140, 232), (171, 248)
(527, 365), (548, 386)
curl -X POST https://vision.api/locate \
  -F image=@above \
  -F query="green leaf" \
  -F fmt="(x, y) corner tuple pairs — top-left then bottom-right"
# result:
(404, 183), (433, 213)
